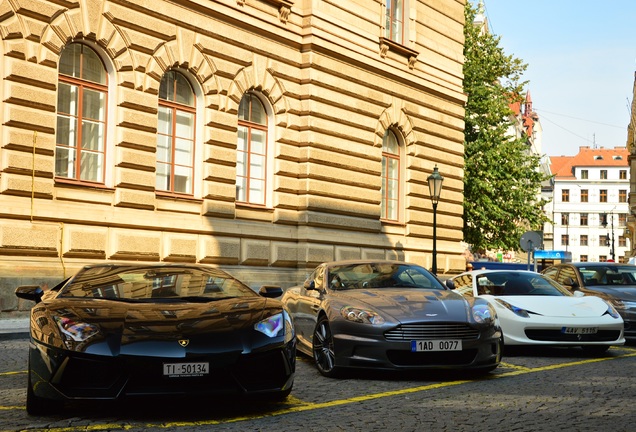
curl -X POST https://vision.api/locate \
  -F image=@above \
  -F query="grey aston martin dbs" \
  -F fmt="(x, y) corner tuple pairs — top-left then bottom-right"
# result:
(281, 260), (502, 377)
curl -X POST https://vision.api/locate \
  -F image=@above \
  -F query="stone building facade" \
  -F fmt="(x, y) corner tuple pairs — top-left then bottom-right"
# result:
(0, 0), (468, 314)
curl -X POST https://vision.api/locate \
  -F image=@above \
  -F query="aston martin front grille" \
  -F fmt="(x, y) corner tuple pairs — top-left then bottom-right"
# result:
(384, 323), (480, 341)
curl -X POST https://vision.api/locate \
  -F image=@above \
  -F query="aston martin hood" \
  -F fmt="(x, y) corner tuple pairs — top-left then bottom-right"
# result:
(337, 288), (469, 321)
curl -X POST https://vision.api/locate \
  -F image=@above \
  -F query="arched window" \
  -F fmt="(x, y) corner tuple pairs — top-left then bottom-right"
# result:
(236, 93), (268, 205)
(381, 130), (401, 221)
(157, 71), (196, 195)
(385, 0), (405, 44)
(56, 43), (108, 183)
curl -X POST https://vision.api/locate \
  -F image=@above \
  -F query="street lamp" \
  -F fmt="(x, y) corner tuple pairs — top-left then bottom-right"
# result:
(427, 166), (444, 274)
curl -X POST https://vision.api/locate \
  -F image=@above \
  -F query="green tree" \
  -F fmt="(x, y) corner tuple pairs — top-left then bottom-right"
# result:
(463, 2), (549, 251)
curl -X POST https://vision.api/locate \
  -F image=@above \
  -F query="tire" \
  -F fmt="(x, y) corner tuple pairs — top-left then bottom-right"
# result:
(581, 345), (610, 356)
(312, 316), (341, 378)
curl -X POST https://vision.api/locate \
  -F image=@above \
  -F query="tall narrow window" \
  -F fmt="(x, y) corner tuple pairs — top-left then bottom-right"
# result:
(580, 189), (588, 202)
(157, 71), (195, 195)
(385, 0), (405, 44)
(236, 93), (268, 205)
(599, 189), (607, 203)
(56, 43), (107, 183)
(381, 130), (400, 221)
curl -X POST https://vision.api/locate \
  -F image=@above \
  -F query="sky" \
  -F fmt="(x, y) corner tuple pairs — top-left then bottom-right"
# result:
(478, 1), (636, 157)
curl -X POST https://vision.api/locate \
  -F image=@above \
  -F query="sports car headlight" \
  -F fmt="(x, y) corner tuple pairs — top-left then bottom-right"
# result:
(472, 303), (496, 324)
(54, 316), (100, 345)
(341, 306), (385, 325)
(255, 311), (293, 341)
(604, 302), (621, 319)
(495, 299), (530, 318)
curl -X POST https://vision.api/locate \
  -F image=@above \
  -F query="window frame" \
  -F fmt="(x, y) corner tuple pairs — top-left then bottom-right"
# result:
(236, 92), (273, 207)
(56, 43), (109, 185)
(156, 70), (197, 197)
(381, 129), (403, 222)
(561, 189), (570, 202)
(385, 0), (406, 45)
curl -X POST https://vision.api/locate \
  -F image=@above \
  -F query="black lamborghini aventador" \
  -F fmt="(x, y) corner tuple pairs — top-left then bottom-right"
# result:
(15, 263), (295, 415)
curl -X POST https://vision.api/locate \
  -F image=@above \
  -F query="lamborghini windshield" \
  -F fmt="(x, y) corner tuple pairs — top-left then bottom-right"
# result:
(58, 265), (256, 300)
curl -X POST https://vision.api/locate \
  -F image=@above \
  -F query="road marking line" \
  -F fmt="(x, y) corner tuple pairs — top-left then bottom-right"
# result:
(0, 371), (26, 377)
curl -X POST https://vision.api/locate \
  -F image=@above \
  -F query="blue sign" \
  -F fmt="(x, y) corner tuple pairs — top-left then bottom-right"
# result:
(533, 250), (572, 260)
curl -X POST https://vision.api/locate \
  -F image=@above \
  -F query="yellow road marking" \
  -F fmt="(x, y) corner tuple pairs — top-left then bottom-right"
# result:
(498, 361), (531, 371)
(2, 350), (636, 432)
(0, 371), (26, 377)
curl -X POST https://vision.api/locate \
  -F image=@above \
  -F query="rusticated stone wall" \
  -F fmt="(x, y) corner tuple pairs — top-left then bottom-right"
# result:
(0, 0), (467, 314)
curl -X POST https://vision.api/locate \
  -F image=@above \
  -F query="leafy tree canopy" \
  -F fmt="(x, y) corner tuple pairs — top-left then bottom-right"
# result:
(463, 2), (550, 252)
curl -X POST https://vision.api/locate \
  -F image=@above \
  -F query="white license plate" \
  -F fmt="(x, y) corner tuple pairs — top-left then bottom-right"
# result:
(562, 327), (598, 335)
(163, 362), (209, 377)
(411, 340), (463, 352)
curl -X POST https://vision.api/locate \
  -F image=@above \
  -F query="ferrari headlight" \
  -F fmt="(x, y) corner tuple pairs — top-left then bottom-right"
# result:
(472, 303), (496, 324)
(54, 316), (100, 343)
(496, 299), (530, 318)
(255, 312), (285, 337)
(341, 306), (385, 325)
(604, 302), (621, 319)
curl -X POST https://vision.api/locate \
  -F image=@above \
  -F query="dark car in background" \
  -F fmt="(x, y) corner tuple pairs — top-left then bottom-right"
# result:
(281, 260), (502, 378)
(542, 262), (636, 341)
(15, 263), (296, 415)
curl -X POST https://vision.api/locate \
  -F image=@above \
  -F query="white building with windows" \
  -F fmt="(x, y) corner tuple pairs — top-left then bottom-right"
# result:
(549, 146), (631, 262)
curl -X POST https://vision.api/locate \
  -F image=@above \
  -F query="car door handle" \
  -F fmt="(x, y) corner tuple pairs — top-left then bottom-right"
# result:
(311, 305), (321, 312)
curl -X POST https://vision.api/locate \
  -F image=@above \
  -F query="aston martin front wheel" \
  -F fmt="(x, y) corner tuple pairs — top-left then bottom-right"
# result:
(312, 315), (341, 378)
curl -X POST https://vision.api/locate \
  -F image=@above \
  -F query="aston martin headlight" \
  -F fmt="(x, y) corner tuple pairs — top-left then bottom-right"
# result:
(623, 301), (636, 310)
(495, 299), (530, 318)
(54, 316), (100, 346)
(608, 298), (625, 309)
(472, 303), (496, 324)
(341, 306), (385, 325)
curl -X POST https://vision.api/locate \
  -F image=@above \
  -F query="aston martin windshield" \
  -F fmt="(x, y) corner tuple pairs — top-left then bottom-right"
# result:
(576, 265), (636, 287)
(327, 262), (445, 290)
(58, 265), (257, 300)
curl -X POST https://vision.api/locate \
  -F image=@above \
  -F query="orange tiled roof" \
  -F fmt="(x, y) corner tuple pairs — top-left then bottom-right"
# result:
(549, 146), (629, 179)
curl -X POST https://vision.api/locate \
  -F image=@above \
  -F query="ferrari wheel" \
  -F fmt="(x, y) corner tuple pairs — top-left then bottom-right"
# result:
(312, 315), (340, 378)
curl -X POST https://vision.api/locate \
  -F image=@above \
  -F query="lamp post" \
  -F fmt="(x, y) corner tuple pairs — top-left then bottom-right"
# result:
(427, 166), (444, 274)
